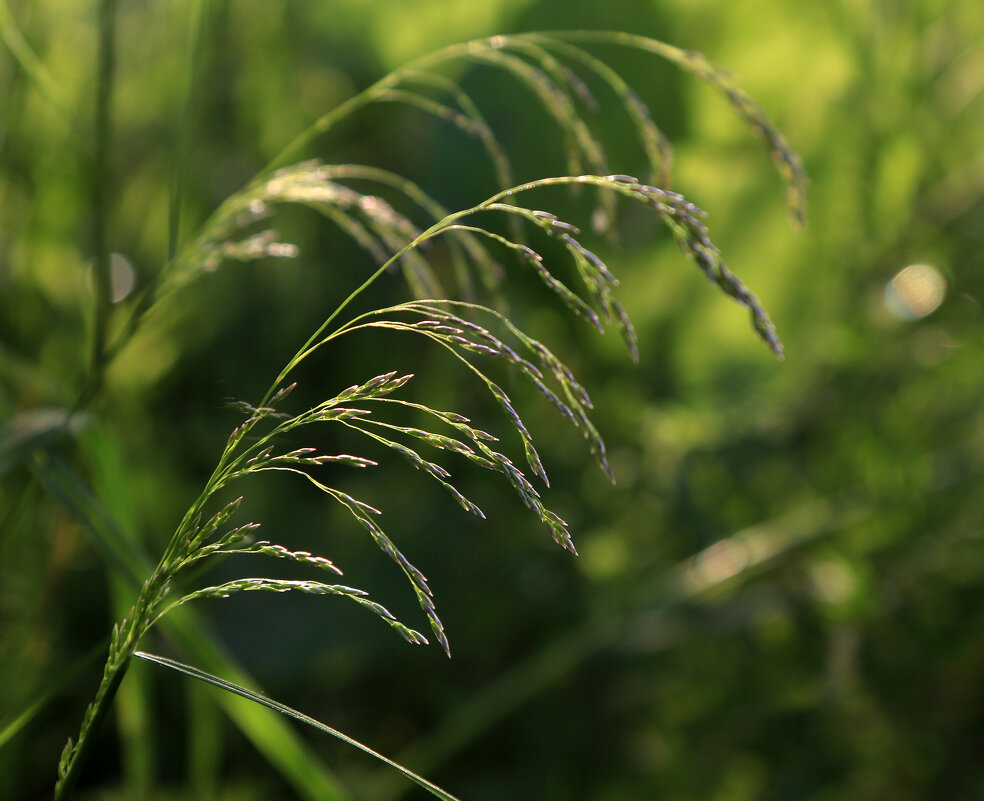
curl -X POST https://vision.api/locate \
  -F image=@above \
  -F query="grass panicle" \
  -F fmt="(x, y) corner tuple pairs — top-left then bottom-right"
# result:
(51, 30), (806, 801)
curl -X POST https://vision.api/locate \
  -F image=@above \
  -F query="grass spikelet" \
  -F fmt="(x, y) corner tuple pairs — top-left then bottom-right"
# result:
(229, 543), (343, 576)
(343, 419), (487, 517)
(440, 225), (603, 328)
(268, 381), (298, 406)
(558, 61), (599, 111)
(173, 523), (263, 570)
(257, 449), (377, 469)
(182, 496), (243, 554)
(334, 371), (414, 402)
(468, 175), (783, 358)
(212, 230), (299, 266)
(324, 485), (449, 655)
(156, 578), (428, 646)
(572, 403), (614, 483)
(317, 203), (391, 265)
(180, 539), (342, 576)
(611, 298), (639, 363)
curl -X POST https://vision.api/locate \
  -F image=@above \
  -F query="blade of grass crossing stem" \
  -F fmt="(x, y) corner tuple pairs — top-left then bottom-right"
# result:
(134, 651), (463, 801)
(161, 609), (349, 800)
(33, 452), (348, 801)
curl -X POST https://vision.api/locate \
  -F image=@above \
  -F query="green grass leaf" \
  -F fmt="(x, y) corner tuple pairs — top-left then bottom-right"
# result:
(134, 651), (463, 801)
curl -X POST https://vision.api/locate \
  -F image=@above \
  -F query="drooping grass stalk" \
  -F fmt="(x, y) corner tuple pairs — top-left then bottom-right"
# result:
(265, 32), (806, 212)
(53, 30), (806, 799)
(134, 651), (463, 801)
(266, 172), (781, 402)
(92, 31), (805, 388)
(520, 35), (673, 187)
(400, 69), (515, 193)
(543, 30), (810, 225)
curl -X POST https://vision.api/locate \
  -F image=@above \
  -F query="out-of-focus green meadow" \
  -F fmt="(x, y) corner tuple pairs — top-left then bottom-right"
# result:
(2, 1), (983, 799)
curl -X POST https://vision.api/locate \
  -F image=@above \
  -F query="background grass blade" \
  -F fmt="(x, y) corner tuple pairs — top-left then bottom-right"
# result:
(0, 0), (88, 148)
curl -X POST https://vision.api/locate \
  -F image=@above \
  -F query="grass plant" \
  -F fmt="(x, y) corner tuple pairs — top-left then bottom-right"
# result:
(1, 12), (805, 799)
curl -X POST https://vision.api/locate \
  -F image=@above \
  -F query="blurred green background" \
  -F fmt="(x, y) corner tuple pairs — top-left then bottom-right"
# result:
(2, 0), (984, 799)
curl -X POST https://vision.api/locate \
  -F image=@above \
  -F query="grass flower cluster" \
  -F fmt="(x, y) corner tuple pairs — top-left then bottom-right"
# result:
(12, 25), (807, 800)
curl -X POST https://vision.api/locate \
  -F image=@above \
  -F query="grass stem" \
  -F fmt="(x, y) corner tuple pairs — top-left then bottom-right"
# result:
(87, 0), (118, 391)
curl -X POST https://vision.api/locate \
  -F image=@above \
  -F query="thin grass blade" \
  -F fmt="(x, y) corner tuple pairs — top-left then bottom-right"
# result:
(133, 651), (462, 801)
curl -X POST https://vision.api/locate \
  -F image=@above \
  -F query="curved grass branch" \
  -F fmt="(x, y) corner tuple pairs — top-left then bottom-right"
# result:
(276, 173), (781, 401)
(34, 454), (349, 799)
(152, 578), (429, 647)
(94, 31), (803, 385)
(264, 31), (806, 212)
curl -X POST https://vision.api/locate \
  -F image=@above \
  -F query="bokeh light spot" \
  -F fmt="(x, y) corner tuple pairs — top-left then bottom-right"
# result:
(885, 263), (946, 320)
(85, 253), (137, 303)
(109, 253), (136, 303)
